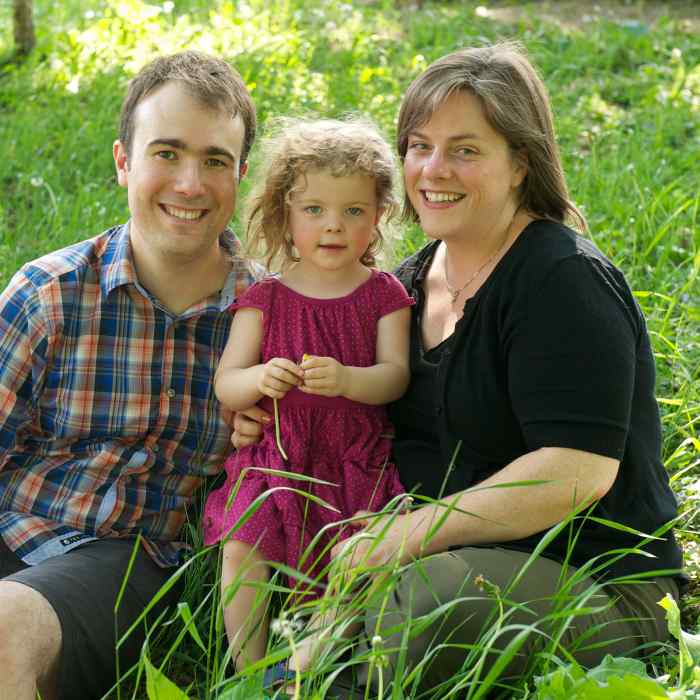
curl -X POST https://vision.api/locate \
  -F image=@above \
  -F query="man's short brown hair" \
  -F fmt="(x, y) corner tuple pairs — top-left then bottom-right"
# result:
(118, 51), (256, 174)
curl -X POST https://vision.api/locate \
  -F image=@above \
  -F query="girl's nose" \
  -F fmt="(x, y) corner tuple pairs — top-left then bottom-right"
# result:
(324, 215), (342, 232)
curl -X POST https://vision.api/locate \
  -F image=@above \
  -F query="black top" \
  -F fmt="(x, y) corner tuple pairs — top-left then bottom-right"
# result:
(389, 219), (684, 581)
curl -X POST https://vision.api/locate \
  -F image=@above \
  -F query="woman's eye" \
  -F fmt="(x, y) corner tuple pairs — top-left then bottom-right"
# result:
(155, 151), (176, 160)
(456, 146), (476, 156)
(408, 141), (429, 151)
(206, 158), (227, 168)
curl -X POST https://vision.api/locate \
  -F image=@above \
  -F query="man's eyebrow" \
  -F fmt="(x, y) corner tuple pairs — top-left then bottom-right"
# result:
(147, 138), (236, 161)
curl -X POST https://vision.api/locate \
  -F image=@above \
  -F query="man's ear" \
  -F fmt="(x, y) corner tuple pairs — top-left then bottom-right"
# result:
(239, 161), (248, 180)
(113, 140), (129, 188)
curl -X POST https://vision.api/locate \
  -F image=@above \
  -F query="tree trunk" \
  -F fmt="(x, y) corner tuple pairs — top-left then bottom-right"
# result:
(13, 0), (36, 56)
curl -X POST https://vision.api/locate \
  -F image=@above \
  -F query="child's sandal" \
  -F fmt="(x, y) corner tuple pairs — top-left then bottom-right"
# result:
(262, 660), (296, 697)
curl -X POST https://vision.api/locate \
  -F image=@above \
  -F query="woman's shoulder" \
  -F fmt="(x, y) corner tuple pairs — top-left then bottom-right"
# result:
(508, 219), (623, 283)
(393, 241), (439, 291)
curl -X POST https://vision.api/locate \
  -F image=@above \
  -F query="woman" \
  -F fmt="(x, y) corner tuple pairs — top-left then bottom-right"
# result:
(233, 42), (685, 694)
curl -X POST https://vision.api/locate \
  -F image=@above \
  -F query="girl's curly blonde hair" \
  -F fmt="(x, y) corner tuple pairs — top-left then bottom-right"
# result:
(245, 116), (399, 271)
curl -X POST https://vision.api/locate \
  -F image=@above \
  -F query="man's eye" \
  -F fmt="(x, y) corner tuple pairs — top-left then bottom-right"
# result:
(347, 207), (363, 217)
(156, 151), (176, 160)
(304, 206), (322, 215)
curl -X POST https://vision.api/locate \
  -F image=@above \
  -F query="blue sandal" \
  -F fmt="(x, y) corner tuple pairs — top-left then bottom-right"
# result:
(262, 661), (296, 697)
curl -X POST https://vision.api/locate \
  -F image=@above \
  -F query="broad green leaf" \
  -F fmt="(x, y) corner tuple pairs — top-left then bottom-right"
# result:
(144, 656), (190, 700)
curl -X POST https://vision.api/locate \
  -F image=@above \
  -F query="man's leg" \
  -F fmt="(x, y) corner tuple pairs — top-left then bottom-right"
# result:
(356, 547), (678, 696)
(0, 581), (61, 700)
(0, 538), (183, 700)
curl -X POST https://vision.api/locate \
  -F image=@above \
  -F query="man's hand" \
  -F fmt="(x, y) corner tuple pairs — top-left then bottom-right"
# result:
(257, 357), (303, 399)
(231, 407), (268, 449)
(298, 355), (348, 397)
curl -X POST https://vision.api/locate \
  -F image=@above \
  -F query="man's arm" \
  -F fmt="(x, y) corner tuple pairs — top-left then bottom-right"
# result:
(0, 270), (47, 460)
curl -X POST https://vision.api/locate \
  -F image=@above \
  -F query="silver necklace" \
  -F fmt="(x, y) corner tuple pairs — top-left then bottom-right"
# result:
(443, 224), (512, 304)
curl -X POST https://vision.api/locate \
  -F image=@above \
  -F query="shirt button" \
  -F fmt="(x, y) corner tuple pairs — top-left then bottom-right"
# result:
(166, 388), (176, 398)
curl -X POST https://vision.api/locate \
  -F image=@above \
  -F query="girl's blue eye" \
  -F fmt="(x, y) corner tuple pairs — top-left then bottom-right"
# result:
(304, 206), (322, 215)
(347, 207), (363, 217)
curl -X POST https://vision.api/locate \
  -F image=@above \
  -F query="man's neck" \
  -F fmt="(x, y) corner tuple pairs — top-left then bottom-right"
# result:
(131, 242), (231, 316)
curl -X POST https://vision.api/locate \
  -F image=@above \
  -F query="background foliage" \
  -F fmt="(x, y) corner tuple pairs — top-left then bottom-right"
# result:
(1, 0), (698, 697)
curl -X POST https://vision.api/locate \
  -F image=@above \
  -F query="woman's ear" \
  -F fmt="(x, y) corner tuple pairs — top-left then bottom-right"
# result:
(511, 149), (528, 189)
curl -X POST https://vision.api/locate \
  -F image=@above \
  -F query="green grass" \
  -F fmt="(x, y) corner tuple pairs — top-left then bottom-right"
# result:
(1, 0), (699, 697)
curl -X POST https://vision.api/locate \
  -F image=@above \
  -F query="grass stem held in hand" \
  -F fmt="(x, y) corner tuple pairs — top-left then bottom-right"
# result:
(273, 397), (288, 462)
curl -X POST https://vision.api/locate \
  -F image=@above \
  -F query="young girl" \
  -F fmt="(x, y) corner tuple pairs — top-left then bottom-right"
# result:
(202, 117), (414, 674)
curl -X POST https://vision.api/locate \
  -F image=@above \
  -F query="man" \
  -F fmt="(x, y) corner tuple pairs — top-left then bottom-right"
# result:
(0, 51), (257, 700)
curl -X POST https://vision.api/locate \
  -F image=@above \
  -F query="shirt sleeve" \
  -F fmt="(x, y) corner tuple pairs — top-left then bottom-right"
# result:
(508, 255), (639, 459)
(374, 271), (416, 318)
(0, 270), (51, 456)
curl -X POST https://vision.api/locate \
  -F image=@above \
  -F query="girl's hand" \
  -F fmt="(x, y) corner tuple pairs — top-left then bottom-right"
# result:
(258, 357), (304, 399)
(298, 355), (348, 397)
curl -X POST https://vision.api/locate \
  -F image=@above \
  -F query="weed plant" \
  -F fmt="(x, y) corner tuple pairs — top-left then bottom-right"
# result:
(1, 0), (698, 698)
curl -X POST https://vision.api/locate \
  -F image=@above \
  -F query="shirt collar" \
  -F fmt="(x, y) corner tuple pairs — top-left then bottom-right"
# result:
(100, 222), (255, 311)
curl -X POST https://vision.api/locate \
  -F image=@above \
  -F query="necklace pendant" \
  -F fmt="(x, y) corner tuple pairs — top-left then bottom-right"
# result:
(449, 289), (460, 303)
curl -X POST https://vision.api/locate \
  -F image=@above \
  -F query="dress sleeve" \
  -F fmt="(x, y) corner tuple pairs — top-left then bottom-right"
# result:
(374, 271), (416, 318)
(229, 277), (276, 315)
(508, 255), (640, 460)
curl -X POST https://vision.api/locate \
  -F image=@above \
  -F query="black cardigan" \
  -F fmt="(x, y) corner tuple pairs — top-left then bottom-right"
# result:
(389, 219), (684, 581)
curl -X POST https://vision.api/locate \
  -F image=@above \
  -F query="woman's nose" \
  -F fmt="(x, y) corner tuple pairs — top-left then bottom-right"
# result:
(422, 148), (451, 179)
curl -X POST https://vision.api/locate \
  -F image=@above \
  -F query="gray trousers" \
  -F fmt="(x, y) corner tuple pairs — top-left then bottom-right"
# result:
(334, 546), (679, 698)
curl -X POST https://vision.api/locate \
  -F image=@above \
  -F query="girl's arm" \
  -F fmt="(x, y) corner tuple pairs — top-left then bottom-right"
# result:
(215, 308), (303, 410)
(299, 306), (411, 405)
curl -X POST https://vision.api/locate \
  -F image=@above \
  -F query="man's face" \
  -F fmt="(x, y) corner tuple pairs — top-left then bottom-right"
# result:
(113, 81), (247, 267)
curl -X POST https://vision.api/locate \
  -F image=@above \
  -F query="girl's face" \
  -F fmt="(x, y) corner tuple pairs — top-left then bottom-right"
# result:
(402, 90), (526, 243)
(287, 169), (381, 273)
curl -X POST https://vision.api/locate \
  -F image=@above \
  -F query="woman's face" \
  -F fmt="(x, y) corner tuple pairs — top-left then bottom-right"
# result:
(403, 90), (526, 243)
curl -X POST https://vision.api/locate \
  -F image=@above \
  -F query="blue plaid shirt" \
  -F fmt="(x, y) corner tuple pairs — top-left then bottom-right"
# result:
(0, 223), (256, 567)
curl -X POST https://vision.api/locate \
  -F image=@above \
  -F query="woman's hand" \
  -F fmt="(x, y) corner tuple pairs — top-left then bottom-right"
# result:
(257, 357), (304, 399)
(330, 508), (427, 572)
(299, 355), (348, 397)
(231, 407), (268, 449)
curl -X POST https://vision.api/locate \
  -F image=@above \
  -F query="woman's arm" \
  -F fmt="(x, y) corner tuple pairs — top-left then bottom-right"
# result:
(214, 308), (303, 410)
(299, 307), (411, 405)
(334, 447), (619, 569)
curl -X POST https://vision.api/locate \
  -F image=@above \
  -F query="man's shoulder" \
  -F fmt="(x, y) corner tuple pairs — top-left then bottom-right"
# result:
(19, 225), (125, 289)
